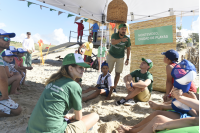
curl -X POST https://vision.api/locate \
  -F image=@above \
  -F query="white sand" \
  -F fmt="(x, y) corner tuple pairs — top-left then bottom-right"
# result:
(0, 48), (198, 133)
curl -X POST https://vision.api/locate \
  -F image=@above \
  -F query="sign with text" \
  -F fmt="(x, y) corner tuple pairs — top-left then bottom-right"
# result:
(134, 25), (173, 45)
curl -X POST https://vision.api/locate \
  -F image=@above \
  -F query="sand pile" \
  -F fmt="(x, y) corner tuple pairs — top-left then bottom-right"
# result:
(0, 48), (198, 133)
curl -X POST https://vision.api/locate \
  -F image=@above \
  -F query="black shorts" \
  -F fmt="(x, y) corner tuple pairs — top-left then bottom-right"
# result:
(84, 55), (91, 62)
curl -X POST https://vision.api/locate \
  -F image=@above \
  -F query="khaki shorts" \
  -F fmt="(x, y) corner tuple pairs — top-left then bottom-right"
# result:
(135, 87), (151, 102)
(106, 54), (124, 73)
(65, 120), (86, 133)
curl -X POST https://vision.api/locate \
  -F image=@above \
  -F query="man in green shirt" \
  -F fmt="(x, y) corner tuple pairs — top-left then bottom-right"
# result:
(107, 23), (131, 95)
(116, 58), (153, 106)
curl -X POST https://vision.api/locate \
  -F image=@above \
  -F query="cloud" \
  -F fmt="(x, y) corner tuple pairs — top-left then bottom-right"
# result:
(12, 28), (77, 45)
(192, 16), (199, 33)
(0, 23), (6, 28)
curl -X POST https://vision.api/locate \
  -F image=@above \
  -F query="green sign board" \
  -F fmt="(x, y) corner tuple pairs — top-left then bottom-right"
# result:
(134, 25), (173, 45)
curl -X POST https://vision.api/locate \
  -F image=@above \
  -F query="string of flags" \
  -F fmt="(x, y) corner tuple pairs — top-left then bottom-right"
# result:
(18, 0), (89, 22)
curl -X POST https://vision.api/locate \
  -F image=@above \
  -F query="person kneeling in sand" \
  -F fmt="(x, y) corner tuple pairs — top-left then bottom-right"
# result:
(82, 61), (114, 102)
(26, 53), (99, 133)
(116, 58), (153, 106)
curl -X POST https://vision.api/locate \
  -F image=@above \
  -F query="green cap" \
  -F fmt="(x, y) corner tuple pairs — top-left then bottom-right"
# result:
(142, 58), (153, 70)
(118, 23), (127, 29)
(63, 53), (90, 68)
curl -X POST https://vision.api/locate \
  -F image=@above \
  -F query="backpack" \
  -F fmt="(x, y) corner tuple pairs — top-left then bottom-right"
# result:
(92, 58), (99, 70)
(99, 73), (111, 89)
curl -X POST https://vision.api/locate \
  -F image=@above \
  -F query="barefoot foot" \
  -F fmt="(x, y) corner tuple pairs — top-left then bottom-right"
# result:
(148, 101), (161, 110)
(117, 125), (132, 133)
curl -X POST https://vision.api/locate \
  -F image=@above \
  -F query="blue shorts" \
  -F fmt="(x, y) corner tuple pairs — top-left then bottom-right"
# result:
(98, 87), (109, 97)
(168, 110), (192, 119)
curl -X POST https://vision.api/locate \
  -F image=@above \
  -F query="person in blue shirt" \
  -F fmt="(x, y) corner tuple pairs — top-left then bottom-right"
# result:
(90, 22), (99, 42)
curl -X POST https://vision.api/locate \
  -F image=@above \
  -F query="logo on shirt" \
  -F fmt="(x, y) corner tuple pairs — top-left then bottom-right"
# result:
(78, 57), (81, 60)
(137, 77), (145, 81)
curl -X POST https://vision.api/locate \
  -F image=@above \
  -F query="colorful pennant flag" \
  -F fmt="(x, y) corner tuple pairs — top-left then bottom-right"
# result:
(75, 16), (82, 22)
(50, 8), (56, 11)
(110, 23), (116, 30)
(67, 14), (75, 18)
(28, 2), (33, 7)
(84, 18), (88, 22)
(58, 11), (63, 16)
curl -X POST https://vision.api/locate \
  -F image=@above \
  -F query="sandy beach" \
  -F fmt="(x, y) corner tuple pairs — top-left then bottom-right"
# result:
(0, 48), (199, 133)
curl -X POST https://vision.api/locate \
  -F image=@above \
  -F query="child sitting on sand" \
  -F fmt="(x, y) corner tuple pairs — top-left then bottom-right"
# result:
(82, 61), (114, 102)
(2, 50), (22, 94)
(7, 46), (25, 85)
(162, 49), (196, 102)
(14, 48), (33, 85)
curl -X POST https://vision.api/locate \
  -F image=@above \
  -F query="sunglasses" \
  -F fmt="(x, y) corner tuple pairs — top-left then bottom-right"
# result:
(0, 37), (10, 42)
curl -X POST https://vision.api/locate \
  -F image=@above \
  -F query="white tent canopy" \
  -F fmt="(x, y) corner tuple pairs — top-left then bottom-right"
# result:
(37, 0), (199, 22)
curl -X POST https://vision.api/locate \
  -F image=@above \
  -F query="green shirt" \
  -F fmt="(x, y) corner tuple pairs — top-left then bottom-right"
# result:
(130, 69), (153, 92)
(26, 77), (82, 133)
(109, 33), (131, 58)
(97, 46), (107, 57)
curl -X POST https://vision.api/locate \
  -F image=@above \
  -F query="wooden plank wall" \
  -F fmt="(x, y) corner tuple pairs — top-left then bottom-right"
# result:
(129, 16), (176, 92)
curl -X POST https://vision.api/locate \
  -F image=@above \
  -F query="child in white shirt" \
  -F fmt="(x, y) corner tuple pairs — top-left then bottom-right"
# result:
(82, 61), (114, 102)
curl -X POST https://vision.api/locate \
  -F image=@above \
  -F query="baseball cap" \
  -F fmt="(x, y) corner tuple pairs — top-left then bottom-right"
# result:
(171, 59), (197, 93)
(1, 50), (17, 57)
(142, 58), (153, 69)
(0, 29), (16, 38)
(7, 46), (17, 52)
(161, 49), (179, 61)
(62, 53), (90, 68)
(118, 23), (127, 29)
(17, 48), (27, 53)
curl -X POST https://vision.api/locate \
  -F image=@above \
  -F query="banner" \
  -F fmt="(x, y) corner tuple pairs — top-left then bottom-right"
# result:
(134, 25), (173, 45)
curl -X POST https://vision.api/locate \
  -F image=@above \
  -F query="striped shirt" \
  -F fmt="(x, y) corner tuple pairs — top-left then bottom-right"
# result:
(0, 55), (4, 66)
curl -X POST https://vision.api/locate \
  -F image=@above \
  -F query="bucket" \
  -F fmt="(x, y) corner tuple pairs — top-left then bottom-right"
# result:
(177, 32), (181, 37)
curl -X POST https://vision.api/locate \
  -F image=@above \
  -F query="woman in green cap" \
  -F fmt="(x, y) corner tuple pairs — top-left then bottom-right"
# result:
(26, 53), (99, 133)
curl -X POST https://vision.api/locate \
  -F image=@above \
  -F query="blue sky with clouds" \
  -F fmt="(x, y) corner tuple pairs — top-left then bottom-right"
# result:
(0, 0), (199, 45)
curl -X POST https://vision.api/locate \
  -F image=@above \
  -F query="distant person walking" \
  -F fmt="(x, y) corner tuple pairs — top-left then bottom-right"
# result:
(90, 22), (99, 43)
(75, 20), (84, 43)
(22, 32), (35, 67)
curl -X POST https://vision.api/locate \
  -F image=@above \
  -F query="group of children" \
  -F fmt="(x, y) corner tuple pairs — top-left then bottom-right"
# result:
(26, 48), (199, 133)
(1, 46), (33, 95)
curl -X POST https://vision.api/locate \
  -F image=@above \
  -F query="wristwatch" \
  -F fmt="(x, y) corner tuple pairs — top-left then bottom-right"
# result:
(130, 82), (133, 87)
(126, 59), (129, 60)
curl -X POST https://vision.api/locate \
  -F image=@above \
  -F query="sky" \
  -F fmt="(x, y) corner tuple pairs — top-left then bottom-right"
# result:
(0, 0), (199, 45)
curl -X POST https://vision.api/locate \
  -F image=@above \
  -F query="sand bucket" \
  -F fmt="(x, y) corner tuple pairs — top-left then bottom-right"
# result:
(177, 32), (181, 37)
(187, 43), (193, 47)
(107, 0), (128, 23)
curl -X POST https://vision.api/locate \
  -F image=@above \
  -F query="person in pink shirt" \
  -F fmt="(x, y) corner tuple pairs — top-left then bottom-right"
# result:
(75, 20), (84, 43)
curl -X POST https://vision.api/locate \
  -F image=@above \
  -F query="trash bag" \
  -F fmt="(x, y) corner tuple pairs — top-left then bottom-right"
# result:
(92, 58), (99, 70)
